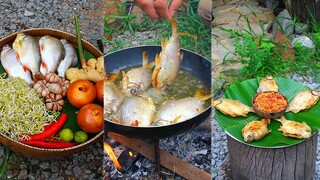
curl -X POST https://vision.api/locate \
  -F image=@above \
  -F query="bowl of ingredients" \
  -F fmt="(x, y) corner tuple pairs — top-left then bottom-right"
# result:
(0, 27), (104, 159)
(252, 91), (288, 119)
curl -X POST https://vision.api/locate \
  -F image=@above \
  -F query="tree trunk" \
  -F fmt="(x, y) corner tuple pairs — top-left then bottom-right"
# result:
(285, 0), (320, 23)
(227, 131), (318, 180)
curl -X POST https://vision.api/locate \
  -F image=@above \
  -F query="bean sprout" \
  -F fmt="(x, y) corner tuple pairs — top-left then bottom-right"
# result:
(0, 75), (59, 140)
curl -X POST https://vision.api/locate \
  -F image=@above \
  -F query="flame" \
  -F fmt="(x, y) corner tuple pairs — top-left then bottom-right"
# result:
(103, 142), (122, 171)
(128, 151), (133, 157)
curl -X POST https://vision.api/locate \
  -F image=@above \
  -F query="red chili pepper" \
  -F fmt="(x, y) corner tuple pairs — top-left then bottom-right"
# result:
(25, 113), (68, 141)
(21, 140), (76, 149)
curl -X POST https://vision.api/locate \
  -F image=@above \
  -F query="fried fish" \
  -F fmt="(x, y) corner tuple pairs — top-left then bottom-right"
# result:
(276, 116), (312, 139)
(257, 76), (278, 93)
(212, 98), (253, 117)
(286, 90), (320, 113)
(242, 118), (270, 142)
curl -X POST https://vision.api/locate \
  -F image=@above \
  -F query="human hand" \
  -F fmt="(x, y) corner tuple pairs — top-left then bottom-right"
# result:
(134, 0), (182, 20)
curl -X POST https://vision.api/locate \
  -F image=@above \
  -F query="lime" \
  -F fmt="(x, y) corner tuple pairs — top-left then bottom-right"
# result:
(60, 128), (74, 142)
(74, 131), (88, 143)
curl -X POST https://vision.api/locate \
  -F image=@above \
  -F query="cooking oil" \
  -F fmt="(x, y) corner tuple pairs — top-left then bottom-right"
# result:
(113, 66), (211, 109)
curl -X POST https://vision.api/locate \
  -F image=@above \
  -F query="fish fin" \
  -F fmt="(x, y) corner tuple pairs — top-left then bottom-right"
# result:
(106, 73), (119, 82)
(4, 68), (10, 75)
(178, 32), (197, 39)
(142, 50), (149, 68)
(151, 55), (161, 89)
(22, 65), (29, 72)
(130, 120), (139, 126)
(195, 88), (211, 101)
(41, 61), (48, 70)
(15, 52), (20, 61)
(40, 44), (44, 51)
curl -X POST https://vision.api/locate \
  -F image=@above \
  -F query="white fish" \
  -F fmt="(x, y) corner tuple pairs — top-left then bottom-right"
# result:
(155, 97), (204, 126)
(12, 33), (41, 82)
(212, 98), (254, 117)
(152, 19), (182, 91)
(104, 80), (124, 116)
(0, 44), (33, 84)
(286, 90), (320, 113)
(39, 35), (65, 75)
(115, 95), (156, 127)
(257, 76), (278, 93)
(57, 39), (78, 77)
(276, 116), (312, 139)
(120, 50), (152, 96)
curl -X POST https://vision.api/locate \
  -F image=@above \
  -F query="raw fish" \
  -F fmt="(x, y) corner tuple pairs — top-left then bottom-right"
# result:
(12, 33), (41, 82)
(39, 35), (65, 75)
(0, 44), (33, 84)
(57, 39), (78, 78)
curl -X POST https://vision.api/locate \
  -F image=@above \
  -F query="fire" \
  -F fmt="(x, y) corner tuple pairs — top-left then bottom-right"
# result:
(103, 142), (122, 171)
(128, 151), (133, 157)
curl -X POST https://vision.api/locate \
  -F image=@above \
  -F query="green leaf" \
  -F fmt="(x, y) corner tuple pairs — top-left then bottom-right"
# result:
(0, 146), (9, 177)
(215, 77), (320, 148)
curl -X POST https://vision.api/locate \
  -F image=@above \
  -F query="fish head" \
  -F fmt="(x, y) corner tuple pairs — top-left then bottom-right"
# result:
(243, 131), (254, 142)
(211, 99), (223, 107)
(311, 90), (320, 97)
(265, 75), (274, 80)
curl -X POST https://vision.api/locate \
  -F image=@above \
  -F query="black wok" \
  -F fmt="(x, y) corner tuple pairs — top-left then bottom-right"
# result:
(104, 46), (211, 139)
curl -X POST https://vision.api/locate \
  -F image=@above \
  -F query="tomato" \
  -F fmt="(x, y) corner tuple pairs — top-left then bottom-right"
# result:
(67, 80), (96, 108)
(95, 80), (104, 102)
(77, 104), (103, 133)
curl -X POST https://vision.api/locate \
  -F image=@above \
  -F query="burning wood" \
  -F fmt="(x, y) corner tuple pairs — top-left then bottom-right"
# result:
(103, 141), (122, 171)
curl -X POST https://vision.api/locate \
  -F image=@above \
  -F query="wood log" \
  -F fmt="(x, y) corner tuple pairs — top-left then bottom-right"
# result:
(227, 131), (318, 180)
(285, 0), (320, 23)
(108, 132), (211, 180)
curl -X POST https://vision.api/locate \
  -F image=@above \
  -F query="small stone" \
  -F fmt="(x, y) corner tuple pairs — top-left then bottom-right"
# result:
(50, 173), (59, 179)
(39, 162), (49, 169)
(30, 159), (39, 165)
(73, 166), (82, 177)
(24, 10), (34, 16)
(17, 169), (28, 179)
(65, 170), (72, 176)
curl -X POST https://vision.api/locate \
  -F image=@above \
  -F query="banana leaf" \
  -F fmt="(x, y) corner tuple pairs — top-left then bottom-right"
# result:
(215, 77), (320, 148)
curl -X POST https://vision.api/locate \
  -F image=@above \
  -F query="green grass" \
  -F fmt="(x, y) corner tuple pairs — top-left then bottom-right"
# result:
(223, 13), (320, 81)
(104, 0), (211, 60)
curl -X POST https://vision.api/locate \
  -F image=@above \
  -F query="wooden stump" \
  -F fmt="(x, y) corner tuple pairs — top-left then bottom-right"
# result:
(227, 131), (318, 180)
(285, 0), (320, 23)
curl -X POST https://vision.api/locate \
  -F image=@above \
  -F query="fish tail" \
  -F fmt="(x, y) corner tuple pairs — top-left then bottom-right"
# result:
(142, 50), (149, 68)
(33, 73), (44, 83)
(171, 18), (178, 35)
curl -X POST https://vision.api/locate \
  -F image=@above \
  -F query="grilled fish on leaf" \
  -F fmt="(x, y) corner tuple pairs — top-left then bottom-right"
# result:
(0, 44), (33, 84)
(152, 19), (182, 91)
(257, 76), (278, 93)
(120, 50), (152, 96)
(57, 39), (78, 77)
(286, 90), (320, 113)
(12, 33), (41, 82)
(212, 98), (254, 117)
(115, 95), (156, 127)
(242, 118), (270, 142)
(276, 116), (312, 139)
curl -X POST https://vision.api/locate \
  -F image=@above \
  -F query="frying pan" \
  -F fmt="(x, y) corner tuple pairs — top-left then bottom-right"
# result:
(104, 46), (211, 139)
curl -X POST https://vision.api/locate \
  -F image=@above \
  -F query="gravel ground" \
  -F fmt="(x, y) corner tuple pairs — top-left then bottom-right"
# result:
(212, 73), (320, 179)
(0, 0), (104, 179)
